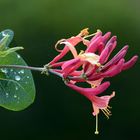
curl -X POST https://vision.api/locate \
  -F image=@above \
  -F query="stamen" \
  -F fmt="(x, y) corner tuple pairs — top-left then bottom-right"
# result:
(96, 62), (101, 67)
(106, 108), (111, 114)
(78, 28), (89, 37)
(107, 105), (112, 109)
(95, 114), (99, 135)
(79, 50), (84, 55)
(101, 106), (112, 119)
(101, 109), (109, 119)
(91, 85), (96, 88)
(83, 29), (101, 39)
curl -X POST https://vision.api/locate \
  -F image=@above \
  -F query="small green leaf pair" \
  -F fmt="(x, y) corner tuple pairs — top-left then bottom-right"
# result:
(0, 30), (23, 57)
(0, 29), (35, 111)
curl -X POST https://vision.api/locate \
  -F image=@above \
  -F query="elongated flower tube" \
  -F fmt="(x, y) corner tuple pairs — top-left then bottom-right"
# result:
(66, 81), (114, 134)
(48, 28), (138, 134)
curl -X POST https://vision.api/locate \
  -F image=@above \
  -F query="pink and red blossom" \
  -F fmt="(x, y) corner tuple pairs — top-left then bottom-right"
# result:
(48, 28), (138, 134)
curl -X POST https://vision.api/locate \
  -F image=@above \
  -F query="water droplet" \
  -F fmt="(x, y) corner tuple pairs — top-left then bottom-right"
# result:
(10, 69), (13, 72)
(20, 69), (24, 74)
(15, 86), (18, 90)
(27, 76), (30, 79)
(2, 32), (7, 37)
(25, 81), (28, 84)
(1, 68), (8, 74)
(6, 93), (9, 97)
(15, 75), (21, 81)
(14, 95), (17, 98)
(17, 55), (21, 58)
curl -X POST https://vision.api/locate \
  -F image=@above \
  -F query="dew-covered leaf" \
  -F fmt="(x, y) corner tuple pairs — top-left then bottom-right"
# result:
(0, 30), (36, 111)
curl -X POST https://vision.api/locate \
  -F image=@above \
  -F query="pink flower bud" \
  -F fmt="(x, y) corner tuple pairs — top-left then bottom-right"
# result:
(123, 55), (138, 70)
(103, 59), (124, 77)
(102, 32), (111, 44)
(86, 36), (102, 53)
(102, 45), (128, 70)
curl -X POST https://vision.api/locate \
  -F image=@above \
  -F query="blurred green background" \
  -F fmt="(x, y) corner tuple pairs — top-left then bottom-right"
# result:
(0, 0), (140, 139)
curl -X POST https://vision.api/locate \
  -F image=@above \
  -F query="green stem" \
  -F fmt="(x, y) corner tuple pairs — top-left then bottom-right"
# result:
(0, 64), (63, 78)
(0, 65), (45, 72)
(0, 64), (83, 80)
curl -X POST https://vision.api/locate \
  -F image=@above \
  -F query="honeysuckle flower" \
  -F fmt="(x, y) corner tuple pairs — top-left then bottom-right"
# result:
(66, 81), (115, 134)
(48, 28), (138, 134)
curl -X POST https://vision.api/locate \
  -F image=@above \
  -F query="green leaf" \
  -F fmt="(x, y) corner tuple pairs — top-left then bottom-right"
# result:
(0, 46), (24, 57)
(0, 30), (36, 111)
(0, 29), (14, 49)
(0, 30), (23, 57)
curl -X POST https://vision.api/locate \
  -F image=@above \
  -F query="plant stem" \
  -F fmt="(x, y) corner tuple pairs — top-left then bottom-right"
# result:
(0, 65), (84, 81)
(0, 64), (62, 78)
(0, 65), (45, 72)
(48, 69), (63, 78)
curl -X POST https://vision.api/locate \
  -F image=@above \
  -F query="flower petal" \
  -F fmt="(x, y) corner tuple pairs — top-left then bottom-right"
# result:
(92, 92), (115, 116)
(66, 81), (110, 99)
(87, 78), (103, 87)
(60, 41), (78, 58)
(79, 52), (100, 65)
(50, 36), (82, 64)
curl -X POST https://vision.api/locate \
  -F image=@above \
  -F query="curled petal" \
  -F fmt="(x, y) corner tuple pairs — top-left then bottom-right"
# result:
(66, 81), (110, 99)
(60, 41), (78, 58)
(55, 39), (66, 52)
(92, 92), (115, 116)
(122, 55), (138, 70)
(49, 36), (82, 64)
(49, 47), (69, 65)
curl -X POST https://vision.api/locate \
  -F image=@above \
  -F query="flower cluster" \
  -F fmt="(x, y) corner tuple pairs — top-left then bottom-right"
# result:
(48, 28), (138, 134)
